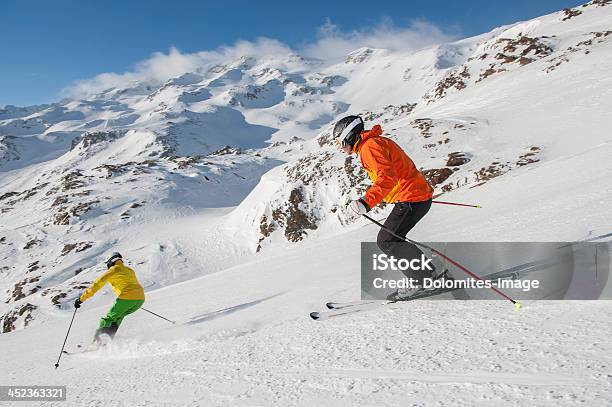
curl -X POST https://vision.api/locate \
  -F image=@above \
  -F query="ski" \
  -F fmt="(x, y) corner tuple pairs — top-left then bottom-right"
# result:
(311, 301), (391, 320)
(325, 300), (379, 310)
(62, 344), (99, 355)
(311, 286), (456, 321)
(312, 257), (558, 320)
(62, 334), (113, 354)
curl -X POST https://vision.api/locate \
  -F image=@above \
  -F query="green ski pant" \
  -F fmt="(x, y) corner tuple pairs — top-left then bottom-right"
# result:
(99, 299), (145, 328)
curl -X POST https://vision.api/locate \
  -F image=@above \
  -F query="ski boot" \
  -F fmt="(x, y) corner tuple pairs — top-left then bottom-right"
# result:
(93, 323), (119, 347)
(386, 285), (425, 301)
(433, 268), (454, 282)
(386, 269), (454, 301)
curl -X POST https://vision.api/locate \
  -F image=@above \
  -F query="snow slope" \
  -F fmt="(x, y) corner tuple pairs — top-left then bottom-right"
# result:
(2, 155), (612, 405)
(1, 1), (612, 405)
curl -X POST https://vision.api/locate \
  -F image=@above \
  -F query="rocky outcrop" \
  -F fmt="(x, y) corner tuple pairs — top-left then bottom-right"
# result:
(1, 303), (36, 333)
(70, 130), (124, 151)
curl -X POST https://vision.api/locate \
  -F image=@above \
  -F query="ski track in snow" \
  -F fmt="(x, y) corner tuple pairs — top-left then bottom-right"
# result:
(3, 300), (611, 406)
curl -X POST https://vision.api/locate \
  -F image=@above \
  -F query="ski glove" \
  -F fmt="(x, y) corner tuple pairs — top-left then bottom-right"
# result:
(348, 198), (370, 215)
(74, 298), (82, 309)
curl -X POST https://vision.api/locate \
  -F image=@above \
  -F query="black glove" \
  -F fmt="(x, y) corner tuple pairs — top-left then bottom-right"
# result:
(74, 298), (82, 309)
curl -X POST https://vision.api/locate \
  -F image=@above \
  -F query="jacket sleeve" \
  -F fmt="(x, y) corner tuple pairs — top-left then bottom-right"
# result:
(361, 142), (397, 208)
(80, 269), (114, 302)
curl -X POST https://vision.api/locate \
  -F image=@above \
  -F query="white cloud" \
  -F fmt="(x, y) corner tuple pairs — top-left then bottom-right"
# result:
(64, 18), (456, 97)
(302, 17), (456, 62)
(65, 39), (293, 97)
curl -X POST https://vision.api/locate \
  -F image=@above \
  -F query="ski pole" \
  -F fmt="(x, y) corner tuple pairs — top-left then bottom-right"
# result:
(54, 307), (78, 369)
(433, 200), (481, 208)
(141, 307), (176, 324)
(362, 214), (522, 309)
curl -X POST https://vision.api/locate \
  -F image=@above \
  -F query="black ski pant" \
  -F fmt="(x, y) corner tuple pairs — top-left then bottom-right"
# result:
(376, 199), (434, 284)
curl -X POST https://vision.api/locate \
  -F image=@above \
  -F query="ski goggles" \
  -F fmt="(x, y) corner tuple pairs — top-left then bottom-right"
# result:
(334, 137), (350, 148)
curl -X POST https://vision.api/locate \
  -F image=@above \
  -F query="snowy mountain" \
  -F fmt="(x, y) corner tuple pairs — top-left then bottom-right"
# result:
(1, 0), (612, 335)
(1, 4), (612, 403)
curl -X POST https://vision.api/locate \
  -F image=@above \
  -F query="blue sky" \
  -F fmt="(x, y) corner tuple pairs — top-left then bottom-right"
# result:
(1, 0), (584, 106)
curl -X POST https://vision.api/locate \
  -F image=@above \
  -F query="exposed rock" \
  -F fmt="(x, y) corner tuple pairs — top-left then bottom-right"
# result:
(343, 155), (369, 191)
(0, 191), (19, 201)
(497, 36), (553, 57)
(319, 75), (347, 87)
(211, 146), (241, 156)
(52, 201), (99, 225)
(345, 48), (374, 64)
(473, 162), (511, 185)
(93, 164), (129, 178)
(422, 168), (454, 186)
(290, 85), (330, 97)
(1, 303), (37, 333)
(316, 130), (334, 148)
(576, 30), (612, 47)
(477, 65), (506, 82)
(425, 66), (470, 102)
(587, 0), (612, 6)
(257, 188), (319, 251)
(23, 239), (41, 250)
(362, 103), (417, 123)
(259, 214), (277, 239)
(495, 53), (518, 64)
(70, 130), (122, 151)
(273, 187), (318, 243)
(412, 119), (434, 138)
(562, 8), (583, 21)
(53, 211), (71, 226)
(61, 170), (87, 191)
(286, 152), (334, 186)
(547, 31), (612, 73)
(51, 292), (67, 306)
(173, 156), (204, 169)
(516, 146), (541, 166)
(61, 242), (93, 256)
(27, 261), (40, 273)
(6, 276), (41, 303)
(51, 195), (69, 207)
(446, 152), (471, 166)
(3, 183), (49, 206)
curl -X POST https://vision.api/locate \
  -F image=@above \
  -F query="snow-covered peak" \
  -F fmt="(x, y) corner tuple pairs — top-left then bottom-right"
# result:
(344, 47), (388, 64)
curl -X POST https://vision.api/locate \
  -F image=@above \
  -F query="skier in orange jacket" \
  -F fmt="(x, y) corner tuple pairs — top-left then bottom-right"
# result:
(334, 115), (444, 300)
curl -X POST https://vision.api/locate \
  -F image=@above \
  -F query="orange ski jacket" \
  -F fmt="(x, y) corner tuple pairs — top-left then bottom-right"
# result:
(355, 125), (433, 209)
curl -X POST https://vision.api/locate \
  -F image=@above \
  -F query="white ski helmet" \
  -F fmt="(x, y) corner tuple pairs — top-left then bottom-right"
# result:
(105, 252), (123, 269)
(334, 115), (364, 148)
